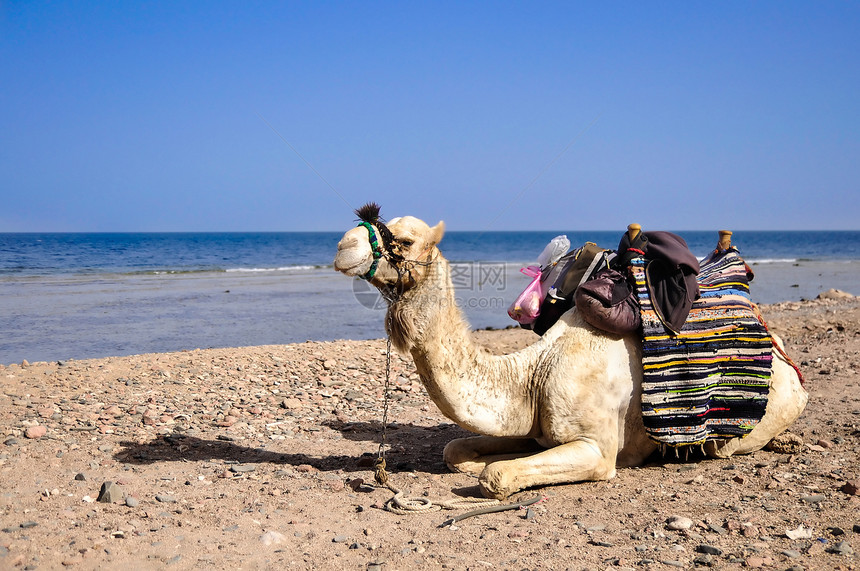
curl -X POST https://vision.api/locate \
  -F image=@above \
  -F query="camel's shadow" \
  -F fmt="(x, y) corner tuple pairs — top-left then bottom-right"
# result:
(114, 421), (468, 475)
(113, 421), (717, 483)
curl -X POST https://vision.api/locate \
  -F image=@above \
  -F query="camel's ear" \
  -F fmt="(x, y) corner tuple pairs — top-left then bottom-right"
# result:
(430, 221), (445, 245)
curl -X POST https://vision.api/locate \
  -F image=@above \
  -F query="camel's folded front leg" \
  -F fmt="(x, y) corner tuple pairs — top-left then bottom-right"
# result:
(478, 438), (615, 500)
(444, 436), (543, 476)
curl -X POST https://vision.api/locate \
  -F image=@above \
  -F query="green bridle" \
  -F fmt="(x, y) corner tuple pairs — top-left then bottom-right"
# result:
(357, 221), (384, 280)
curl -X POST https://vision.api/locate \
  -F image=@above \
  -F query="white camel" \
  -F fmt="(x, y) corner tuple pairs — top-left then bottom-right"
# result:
(333, 208), (808, 499)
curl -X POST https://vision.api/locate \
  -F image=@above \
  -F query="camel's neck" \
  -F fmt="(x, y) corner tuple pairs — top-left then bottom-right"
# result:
(386, 256), (541, 436)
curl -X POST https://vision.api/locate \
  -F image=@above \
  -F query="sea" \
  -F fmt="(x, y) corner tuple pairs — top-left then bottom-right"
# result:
(2, 230), (859, 364)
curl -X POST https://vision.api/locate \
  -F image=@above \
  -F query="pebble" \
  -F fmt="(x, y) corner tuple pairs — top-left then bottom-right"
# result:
(785, 525), (813, 539)
(332, 535), (349, 543)
(24, 425), (47, 439)
(745, 556), (773, 568)
(125, 496), (139, 508)
(2, 521), (38, 532)
(74, 473), (87, 481)
(665, 515), (693, 531)
(229, 464), (256, 474)
(155, 494), (177, 503)
(696, 544), (723, 556)
(827, 541), (854, 555)
(260, 530), (287, 546)
(280, 398), (303, 410)
(800, 494), (826, 504)
(97, 481), (123, 503)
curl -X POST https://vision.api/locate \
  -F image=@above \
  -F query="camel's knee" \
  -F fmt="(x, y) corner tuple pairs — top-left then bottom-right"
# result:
(443, 438), (474, 465)
(443, 438), (483, 474)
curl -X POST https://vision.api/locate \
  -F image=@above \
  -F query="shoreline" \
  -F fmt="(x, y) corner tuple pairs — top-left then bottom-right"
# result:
(2, 260), (858, 365)
(2, 289), (856, 369)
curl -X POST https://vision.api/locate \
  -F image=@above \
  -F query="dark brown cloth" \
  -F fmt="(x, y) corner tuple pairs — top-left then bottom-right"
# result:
(642, 232), (700, 334)
(616, 231), (700, 334)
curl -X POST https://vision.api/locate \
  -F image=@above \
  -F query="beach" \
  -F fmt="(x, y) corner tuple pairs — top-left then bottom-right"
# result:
(1, 292), (859, 569)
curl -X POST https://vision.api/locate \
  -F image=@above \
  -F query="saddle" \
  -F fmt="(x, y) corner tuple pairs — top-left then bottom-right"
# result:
(512, 226), (776, 447)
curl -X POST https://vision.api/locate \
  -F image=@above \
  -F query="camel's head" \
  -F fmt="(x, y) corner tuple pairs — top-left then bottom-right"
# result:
(333, 202), (445, 293)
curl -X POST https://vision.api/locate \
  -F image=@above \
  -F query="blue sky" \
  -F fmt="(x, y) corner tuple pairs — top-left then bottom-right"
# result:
(1, 2), (858, 232)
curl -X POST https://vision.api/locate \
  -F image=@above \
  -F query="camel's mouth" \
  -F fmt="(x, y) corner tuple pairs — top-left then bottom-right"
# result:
(333, 228), (375, 277)
(333, 251), (373, 277)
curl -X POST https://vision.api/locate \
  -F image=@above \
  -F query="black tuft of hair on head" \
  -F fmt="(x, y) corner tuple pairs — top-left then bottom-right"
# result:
(355, 202), (382, 224)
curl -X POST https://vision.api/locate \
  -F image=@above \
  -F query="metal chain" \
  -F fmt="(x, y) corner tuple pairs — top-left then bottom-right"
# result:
(379, 334), (392, 459)
(373, 316), (394, 487)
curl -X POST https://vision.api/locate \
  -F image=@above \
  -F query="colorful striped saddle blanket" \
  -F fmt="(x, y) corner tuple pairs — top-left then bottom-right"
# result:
(631, 249), (772, 447)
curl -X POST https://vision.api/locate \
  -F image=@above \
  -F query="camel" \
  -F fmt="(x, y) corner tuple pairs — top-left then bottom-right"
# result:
(333, 206), (808, 499)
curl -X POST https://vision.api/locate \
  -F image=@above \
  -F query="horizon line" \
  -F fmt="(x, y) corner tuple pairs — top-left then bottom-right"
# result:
(3, 228), (860, 234)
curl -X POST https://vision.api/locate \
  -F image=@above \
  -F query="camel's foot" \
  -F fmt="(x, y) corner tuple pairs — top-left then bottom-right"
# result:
(478, 464), (516, 500)
(766, 431), (803, 454)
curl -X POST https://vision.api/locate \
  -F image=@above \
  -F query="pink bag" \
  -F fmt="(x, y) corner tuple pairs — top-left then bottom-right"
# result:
(507, 266), (543, 325)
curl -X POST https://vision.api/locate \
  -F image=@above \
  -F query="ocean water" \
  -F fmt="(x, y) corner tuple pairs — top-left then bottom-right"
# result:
(2, 230), (859, 364)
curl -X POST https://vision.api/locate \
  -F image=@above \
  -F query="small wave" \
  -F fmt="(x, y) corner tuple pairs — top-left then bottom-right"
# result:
(225, 265), (325, 273)
(746, 258), (798, 264)
(128, 268), (225, 276)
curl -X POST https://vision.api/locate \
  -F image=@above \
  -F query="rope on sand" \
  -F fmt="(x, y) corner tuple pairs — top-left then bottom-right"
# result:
(383, 485), (500, 515)
(374, 457), (543, 525)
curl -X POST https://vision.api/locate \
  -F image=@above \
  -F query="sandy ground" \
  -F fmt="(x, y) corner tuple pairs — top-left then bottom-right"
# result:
(1, 293), (859, 570)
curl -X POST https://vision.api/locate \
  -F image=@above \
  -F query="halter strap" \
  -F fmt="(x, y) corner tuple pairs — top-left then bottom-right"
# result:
(358, 222), (383, 280)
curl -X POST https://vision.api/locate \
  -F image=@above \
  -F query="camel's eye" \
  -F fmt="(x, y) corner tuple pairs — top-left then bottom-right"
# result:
(400, 239), (414, 248)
